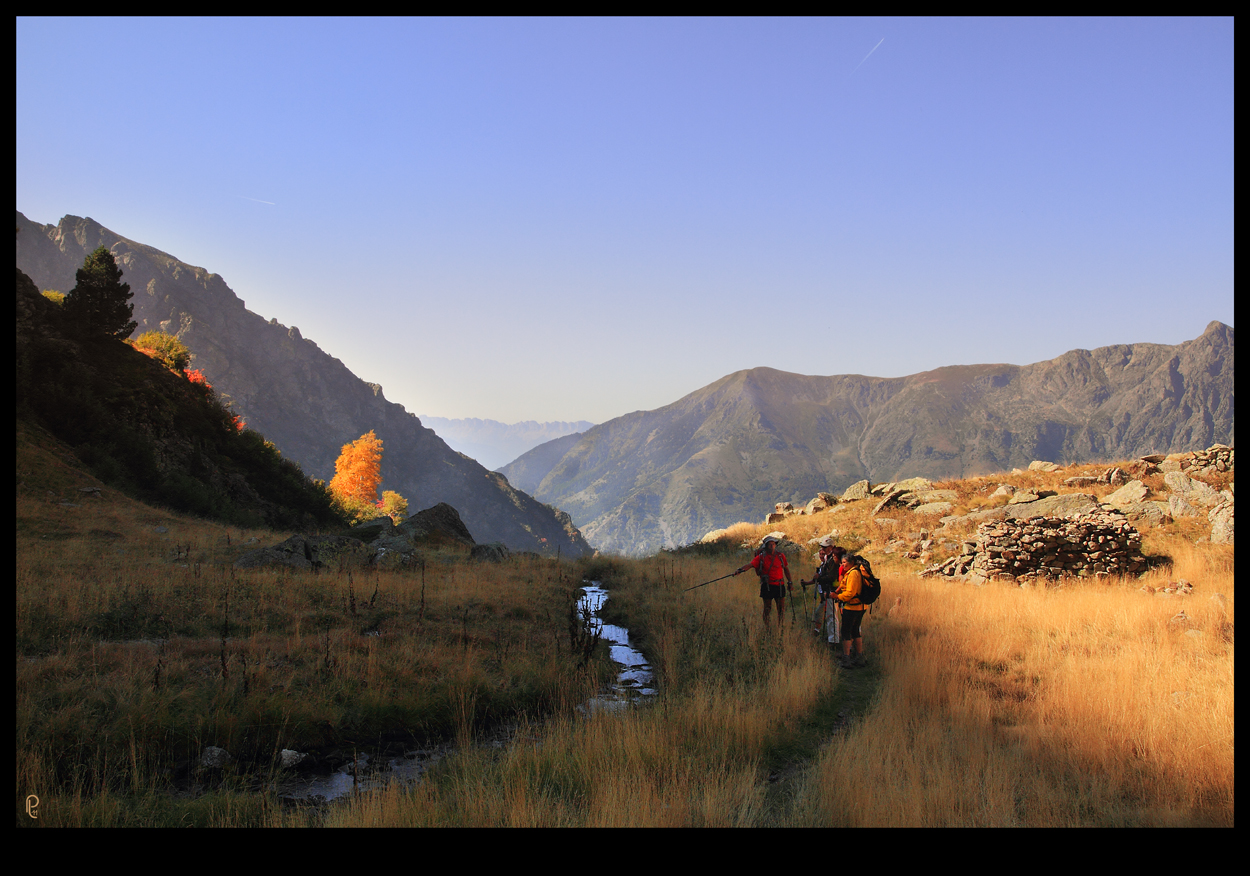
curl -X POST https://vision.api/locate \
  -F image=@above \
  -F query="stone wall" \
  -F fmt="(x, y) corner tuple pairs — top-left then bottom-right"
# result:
(922, 510), (1147, 583)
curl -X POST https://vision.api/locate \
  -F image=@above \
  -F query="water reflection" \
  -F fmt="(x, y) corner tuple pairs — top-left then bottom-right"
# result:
(577, 581), (656, 713)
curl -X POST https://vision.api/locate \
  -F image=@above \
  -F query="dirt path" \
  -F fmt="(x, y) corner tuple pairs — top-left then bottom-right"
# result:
(763, 638), (885, 811)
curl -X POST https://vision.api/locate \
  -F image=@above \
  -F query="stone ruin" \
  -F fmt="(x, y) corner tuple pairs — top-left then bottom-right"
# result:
(921, 509), (1148, 584)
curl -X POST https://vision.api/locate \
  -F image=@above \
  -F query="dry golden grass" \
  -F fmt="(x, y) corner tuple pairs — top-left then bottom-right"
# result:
(324, 569), (838, 827)
(17, 438), (1234, 827)
(16, 453), (609, 826)
(790, 554), (1233, 826)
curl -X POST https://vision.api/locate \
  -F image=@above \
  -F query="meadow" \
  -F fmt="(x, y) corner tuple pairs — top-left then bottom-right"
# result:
(16, 442), (1234, 827)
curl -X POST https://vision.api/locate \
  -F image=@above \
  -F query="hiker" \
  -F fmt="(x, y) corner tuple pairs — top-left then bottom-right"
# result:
(834, 551), (868, 668)
(733, 535), (793, 631)
(801, 538), (842, 645)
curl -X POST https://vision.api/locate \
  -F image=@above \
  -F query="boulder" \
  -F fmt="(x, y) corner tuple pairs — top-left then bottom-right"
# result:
(1104, 480), (1149, 508)
(1001, 493), (1101, 520)
(1167, 496), (1203, 518)
(398, 503), (476, 547)
(1115, 501), (1172, 526)
(304, 535), (375, 569)
(1028, 461), (1060, 472)
(1163, 472), (1222, 508)
(233, 534), (374, 571)
(913, 502), (954, 516)
(840, 480), (871, 501)
(1064, 476), (1101, 487)
(350, 516), (397, 543)
(470, 542), (511, 562)
(1209, 500), (1234, 545)
(893, 477), (934, 492)
(872, 489), (907, 516)
(200, 746), (233, 769)
(234, 536), (313, 570)
(804, 496), (831, 515)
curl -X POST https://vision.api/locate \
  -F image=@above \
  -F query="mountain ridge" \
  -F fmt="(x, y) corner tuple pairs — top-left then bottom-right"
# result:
(16, 211), (593, 557)
(502, 323), (1233, 554)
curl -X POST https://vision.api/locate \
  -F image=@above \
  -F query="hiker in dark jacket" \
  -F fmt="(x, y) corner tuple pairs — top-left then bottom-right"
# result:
(802, 537), (842, 645)
(734, 535), (792, 631)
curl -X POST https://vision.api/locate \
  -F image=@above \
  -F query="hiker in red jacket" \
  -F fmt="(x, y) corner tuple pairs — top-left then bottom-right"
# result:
(734, 535), (793, 631)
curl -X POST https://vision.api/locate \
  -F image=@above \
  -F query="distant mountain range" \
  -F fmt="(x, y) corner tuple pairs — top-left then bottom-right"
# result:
(418, 416), (593, 471)
(16, 211), (592, 557)
(501, 324), (1234, 555)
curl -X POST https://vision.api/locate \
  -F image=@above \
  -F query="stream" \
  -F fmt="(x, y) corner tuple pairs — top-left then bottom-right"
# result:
(576, 581), (657, 713)
(273, 579), (654, 803)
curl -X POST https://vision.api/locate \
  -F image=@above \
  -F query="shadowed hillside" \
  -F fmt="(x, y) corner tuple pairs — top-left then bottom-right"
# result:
(17, 211), (593, 557)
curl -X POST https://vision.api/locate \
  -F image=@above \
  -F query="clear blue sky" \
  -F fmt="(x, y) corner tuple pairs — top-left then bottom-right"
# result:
(16, 17), (1234, 424)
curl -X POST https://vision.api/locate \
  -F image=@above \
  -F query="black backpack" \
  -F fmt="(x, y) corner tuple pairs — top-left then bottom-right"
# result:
(849, 555), (882, 606)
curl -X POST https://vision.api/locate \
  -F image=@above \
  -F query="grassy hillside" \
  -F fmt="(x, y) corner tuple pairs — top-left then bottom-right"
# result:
(16, 268), (344, 530)
(16, 427), (609, 826)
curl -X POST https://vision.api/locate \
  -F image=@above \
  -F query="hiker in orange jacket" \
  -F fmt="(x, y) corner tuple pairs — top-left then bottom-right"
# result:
(734, 535), (793, 631)
(835, 553), (868, 668)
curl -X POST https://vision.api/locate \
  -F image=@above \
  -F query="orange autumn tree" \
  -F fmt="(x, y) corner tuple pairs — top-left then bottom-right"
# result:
(328, 431), (408, 523)
(330, 430), (383, 505)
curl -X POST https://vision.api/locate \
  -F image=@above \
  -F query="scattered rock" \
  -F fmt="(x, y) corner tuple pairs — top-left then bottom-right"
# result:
(1028, 461), (1061, 472)
(200, 746), (233, 769)
(1163, 471), (1222, 508)
(1104, 480), (1149, 507)
(470, 542), (511, 562)
(913, 502), (954, 516)
(1209, 499), (1234, 545)
(840, 480), (871, 502)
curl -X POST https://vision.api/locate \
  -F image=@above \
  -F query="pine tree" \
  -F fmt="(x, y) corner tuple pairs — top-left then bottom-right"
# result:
(64, 246), (136, 340)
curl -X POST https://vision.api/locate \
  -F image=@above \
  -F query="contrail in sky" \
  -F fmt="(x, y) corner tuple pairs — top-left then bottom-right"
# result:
(239, 195), (275, 205)
(852, 38), (885, 74)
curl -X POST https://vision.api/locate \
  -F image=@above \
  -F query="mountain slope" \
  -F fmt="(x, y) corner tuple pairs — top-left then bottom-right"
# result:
(16, 211), (592, 556)
(16, 268), (342, 529)
(519, 324), (1233, 554)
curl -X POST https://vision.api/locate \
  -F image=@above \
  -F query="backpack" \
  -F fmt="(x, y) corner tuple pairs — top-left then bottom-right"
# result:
(753, 548), (788, 584)
(848, 555), (882, 606)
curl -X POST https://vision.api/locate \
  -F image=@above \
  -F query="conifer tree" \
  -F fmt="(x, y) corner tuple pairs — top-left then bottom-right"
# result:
(64, 246), (136, 340)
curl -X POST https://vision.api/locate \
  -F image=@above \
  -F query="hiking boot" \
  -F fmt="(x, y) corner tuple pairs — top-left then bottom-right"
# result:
(839, 656), (858, 670)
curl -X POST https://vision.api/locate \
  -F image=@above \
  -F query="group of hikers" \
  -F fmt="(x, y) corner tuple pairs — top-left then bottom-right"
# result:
(731, 535), (869, 669)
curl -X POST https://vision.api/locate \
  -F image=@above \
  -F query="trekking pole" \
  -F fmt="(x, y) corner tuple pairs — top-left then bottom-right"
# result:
(683, 571), (739, 593)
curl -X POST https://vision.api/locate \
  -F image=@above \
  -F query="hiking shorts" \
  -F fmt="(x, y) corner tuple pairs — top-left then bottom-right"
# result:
(841, 607), (865, 639)
(760, 582), (786, 601)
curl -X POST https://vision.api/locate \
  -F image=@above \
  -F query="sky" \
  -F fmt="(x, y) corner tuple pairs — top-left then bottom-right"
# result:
(16, 17), (1234, 424)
